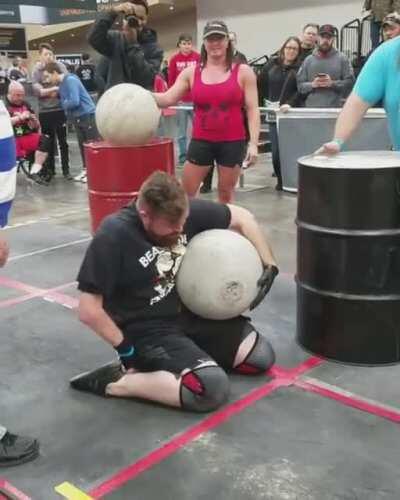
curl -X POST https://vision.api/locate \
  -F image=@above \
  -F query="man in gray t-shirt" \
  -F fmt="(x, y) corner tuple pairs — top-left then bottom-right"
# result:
(297, 24), (354, 108)
(32, 43), (71, 182)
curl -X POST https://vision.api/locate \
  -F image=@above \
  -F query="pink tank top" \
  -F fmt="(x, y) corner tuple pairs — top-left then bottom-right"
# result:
(191, 64), (246, 142)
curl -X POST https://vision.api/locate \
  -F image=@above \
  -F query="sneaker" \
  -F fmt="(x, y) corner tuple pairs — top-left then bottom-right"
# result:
(73, 171), (86, 182)
(80, 173), (87, 184)
(70, 361), (123, 397)
(0, 432), (39, 467)
(30, 163), (42, 175)
(63, 172), (73, 181)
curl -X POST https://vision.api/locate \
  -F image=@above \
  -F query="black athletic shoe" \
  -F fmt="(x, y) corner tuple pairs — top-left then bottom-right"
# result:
(63, 172), (73, 181)
(30, 173), (49, 186)
(200, 184), (212, 194)
(70, 361), (123, 397)
(0, 432), (39, 467)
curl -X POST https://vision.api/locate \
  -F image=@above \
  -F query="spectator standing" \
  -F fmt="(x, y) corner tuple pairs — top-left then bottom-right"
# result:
(363, 0), (393, 49)
(76, 53), (98, 100)
(43, 62), (99, 184)
(382, 11), (400, 39)
(259, 37), (302, 190)
(299, 23), (319, 63)
(168, 33), (200, 165)
(88, 0), (163, 90)
(229, 32), (248, 63)
(32, 43), (71, 182)
(297, 24), (354, 108)
(8, 57), (28, 82)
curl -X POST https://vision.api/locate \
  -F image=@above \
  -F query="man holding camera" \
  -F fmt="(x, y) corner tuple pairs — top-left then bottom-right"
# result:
(88, 0), (163, 91)
(297, 24), (354, 108)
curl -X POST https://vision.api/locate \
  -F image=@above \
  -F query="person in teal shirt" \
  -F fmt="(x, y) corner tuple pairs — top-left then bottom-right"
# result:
(319, 36), (400, 154)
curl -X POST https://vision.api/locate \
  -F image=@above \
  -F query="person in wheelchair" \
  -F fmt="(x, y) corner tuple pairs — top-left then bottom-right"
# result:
(5, 81), (50, 185)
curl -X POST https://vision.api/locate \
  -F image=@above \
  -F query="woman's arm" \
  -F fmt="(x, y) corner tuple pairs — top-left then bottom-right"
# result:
(153, 66), (192, 108)
(242, 65), (261, 165)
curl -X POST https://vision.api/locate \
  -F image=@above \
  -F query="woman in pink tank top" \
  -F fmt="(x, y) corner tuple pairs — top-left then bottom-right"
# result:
(154, 20), (260, 203)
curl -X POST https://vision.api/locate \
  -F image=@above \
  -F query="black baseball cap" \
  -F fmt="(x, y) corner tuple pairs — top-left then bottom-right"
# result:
(203, 20), (229, 40)
(319, 24), (336, 37)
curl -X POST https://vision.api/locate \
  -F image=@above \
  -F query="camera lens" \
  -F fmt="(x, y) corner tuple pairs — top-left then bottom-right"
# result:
(126, 15), (139, 28)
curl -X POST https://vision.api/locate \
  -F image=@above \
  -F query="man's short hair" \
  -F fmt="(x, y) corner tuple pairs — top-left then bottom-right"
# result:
(130, 0), (149, 14)
(178, 33), (193, 45)
(82, 53), (90, 61)
(137, 171), (188, 221)
(43, 62), (63, 74)
(303, 23), (319, 32)
(39, 42), (53, 53)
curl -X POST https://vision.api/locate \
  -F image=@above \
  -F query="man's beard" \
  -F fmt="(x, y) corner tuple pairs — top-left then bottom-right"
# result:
(146, 230), (181, 248)
(318, 43), (331, 53)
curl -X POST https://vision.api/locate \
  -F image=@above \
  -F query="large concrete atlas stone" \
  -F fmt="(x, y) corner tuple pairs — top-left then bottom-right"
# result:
(95, 83), (161, 146)
(177, 229), (263, 320)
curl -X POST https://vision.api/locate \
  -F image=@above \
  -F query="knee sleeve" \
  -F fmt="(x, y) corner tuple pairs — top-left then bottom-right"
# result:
(235, 324), (275, 375)
(38, 134), (51, 153)
(180, 365), (230, 413)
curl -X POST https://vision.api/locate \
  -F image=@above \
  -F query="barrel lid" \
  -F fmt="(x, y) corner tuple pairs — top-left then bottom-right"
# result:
(299, 151), (400, 170)
(84, 137), (173, 150)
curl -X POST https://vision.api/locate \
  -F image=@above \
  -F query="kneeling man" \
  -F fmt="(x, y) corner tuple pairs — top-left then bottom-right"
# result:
(71, 172), (279, 412)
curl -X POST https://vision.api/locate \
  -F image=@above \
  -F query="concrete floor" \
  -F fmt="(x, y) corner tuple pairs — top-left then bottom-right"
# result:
(1, 140), (400, 500)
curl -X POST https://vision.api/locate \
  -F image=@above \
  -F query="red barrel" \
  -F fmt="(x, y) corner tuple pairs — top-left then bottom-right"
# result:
(85, 138), (175, 233)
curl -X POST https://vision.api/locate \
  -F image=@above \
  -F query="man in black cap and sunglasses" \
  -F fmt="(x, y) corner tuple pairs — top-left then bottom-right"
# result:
(88, 0), (163, 90)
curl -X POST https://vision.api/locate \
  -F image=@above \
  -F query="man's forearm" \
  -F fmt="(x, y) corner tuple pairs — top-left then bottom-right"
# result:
(80, 306), (124, 348)
(333, 92), (370, 143)
(229, 206), (277, 267)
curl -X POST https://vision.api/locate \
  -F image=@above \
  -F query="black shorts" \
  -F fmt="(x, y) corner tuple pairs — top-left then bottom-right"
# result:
(187, 139), (247, 168)
(123, 313), (251, 374)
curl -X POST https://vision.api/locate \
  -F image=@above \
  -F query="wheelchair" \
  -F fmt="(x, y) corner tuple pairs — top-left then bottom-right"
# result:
(16, 153), (48, 186)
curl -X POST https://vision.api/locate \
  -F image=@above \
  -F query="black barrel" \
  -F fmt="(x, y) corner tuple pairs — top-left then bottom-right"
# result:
(297, 151), (400, 365)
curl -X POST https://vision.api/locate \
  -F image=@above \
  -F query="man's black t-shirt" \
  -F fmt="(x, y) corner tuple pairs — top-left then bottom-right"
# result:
(77, 199), (231, 329)
(76, 63), (97, 92)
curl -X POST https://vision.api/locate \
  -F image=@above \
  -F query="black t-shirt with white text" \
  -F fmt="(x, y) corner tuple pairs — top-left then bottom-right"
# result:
(77, 199), (231, 330)
(76, 63), (97, 92)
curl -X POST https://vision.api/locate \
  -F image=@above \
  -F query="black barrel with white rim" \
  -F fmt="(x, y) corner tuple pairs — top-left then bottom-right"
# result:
(297, 151), (400, 365)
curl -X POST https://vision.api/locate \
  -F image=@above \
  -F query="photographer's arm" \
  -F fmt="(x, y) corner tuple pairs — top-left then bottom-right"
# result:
(153, 67), (192, 108)
(88, 10), (118, 57)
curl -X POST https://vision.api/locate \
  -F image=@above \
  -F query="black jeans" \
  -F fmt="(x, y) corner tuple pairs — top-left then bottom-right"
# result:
(73, 113), (99, 169)
(268, 121), (282, 186)
(39, 110), (70, 177)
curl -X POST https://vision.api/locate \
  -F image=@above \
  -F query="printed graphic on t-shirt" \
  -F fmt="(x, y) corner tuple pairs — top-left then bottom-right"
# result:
(176, 60), (198, 73)
(138, 235), (187, 306)
(80, 68), (93, 81)
(200, 102), (230, 132)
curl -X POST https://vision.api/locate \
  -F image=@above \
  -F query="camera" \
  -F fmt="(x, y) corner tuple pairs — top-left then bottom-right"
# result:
(125, 15), (139, 29)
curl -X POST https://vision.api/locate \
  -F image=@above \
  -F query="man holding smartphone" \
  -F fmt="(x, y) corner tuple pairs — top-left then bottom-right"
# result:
(297, 24), (354, 108)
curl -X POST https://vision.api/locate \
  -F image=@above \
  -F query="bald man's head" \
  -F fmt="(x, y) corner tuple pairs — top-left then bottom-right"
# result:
(7, 81), (25, 105)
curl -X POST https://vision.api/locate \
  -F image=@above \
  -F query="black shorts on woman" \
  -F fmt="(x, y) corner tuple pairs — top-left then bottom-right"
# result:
(187, 139), (247, 168)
